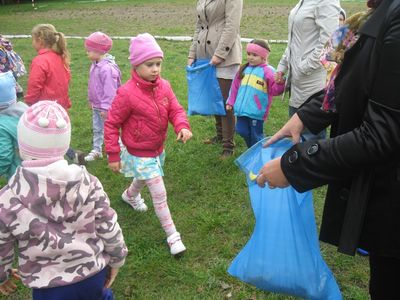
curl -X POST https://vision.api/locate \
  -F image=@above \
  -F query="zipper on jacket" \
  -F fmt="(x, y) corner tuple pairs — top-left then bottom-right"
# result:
(238, 67), (255, 114)
(151, 89), (162, 131)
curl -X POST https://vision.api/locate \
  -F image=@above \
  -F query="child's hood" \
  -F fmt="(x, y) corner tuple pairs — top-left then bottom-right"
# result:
(0, 101), (28, 118)
(8, 160), (92, 222)
(97, 54), (119, 70)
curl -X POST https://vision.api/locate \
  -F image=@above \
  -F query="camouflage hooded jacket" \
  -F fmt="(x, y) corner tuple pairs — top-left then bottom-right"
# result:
(0, 160), (128, 288)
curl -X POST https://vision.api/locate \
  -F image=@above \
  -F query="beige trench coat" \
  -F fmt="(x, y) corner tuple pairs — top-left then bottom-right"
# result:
(188, 0), (243, 68)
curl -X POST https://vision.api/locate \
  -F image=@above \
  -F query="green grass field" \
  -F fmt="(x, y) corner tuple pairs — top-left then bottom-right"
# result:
(1, 1), (369, 299)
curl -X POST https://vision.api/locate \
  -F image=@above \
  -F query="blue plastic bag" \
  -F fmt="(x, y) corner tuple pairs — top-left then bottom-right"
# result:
(228, 139), (342, 300)
(186, 59), (226, 116)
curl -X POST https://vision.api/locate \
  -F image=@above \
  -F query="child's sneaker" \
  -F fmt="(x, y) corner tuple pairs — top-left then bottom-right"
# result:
(167, 232), (186, 255)
(84, 150), (103, 162)
(121, 190), (148, 212)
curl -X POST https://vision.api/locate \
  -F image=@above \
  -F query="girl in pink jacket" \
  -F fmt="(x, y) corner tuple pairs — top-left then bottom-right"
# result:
(104, 33), (192, 256)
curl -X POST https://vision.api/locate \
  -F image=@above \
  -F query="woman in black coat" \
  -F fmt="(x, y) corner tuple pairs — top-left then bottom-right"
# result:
(256, 0), (400, 298)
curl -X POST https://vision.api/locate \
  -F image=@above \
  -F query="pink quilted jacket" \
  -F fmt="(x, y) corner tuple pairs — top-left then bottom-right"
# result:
(105, 70), (190, 161)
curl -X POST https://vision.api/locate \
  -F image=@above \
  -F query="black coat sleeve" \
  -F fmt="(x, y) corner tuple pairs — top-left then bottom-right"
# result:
(296, 90), (336, 134)
(281, 17), (400, 193)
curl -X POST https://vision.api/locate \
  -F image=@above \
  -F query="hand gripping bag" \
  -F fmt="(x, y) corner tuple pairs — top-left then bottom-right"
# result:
(228, 139), (342, 300)
(186, 59), (226, 116)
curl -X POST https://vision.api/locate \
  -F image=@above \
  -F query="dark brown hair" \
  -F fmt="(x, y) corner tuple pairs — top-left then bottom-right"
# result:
(238, 39), (271, 79)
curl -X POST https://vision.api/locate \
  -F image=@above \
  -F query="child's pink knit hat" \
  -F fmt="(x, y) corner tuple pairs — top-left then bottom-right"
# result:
(17, 101), (71, 160)
(129, 33), (164, 66)
(85, 32), (113, 54)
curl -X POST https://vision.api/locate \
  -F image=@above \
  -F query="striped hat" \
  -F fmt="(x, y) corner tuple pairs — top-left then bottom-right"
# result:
(17, 101), (71, 160)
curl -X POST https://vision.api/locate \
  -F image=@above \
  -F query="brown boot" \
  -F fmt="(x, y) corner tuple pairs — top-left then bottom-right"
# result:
(219, 149), (234, 160)
(203, 136), (223, 145)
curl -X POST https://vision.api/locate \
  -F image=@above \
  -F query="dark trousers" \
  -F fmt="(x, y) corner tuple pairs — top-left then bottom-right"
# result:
(215, 78), (235, 152)
(32, 268), (113, 300)
(236, 116), (264, 148)
(369, 255), (400, 299)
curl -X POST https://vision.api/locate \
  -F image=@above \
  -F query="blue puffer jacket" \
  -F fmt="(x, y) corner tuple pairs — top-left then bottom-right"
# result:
(227, 64), (285, 121)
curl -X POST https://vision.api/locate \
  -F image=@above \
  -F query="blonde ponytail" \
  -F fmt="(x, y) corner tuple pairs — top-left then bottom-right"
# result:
(32, 24), (70, 66)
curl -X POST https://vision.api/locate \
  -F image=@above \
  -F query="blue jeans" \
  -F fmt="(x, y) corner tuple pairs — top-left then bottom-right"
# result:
(288, 106), (326, 142)
(92, 108), (107, 153)
(32, 268), (114, 300)
(236, 116), (264, 148)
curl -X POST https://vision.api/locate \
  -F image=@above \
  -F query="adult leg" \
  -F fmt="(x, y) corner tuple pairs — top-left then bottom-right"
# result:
(369, 255), (400, 299)
(204, 115), (223, 144)
(218, 78), (235, 155)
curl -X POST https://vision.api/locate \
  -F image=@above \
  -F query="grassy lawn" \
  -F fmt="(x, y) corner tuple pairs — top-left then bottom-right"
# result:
(1, 1), (369, 299)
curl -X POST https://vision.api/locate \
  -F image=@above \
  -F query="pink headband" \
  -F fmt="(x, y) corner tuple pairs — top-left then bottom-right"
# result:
(247, 43), (269, 59)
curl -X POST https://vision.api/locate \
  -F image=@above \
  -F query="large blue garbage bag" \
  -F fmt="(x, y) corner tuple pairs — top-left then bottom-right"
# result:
(186, 59), (226, 116)
(228, 139), (342, 300)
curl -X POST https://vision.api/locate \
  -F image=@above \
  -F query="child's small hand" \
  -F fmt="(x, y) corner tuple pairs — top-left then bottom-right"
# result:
(0, 269), (20, 296)
(226, 104), (233, 111)
(105, 267), (119, 289)
(108, 161), (121, 173)
(177, 128), (193, 144)
(100, 111), (107, 120)
(274, 71), (285, 84)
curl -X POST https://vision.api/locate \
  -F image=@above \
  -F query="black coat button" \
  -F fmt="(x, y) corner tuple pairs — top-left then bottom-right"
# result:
(288, 151), (298, 164)
(339, 188), (349, 201)
(201, 26), (204, 30)
(198, 40), (200, 44)
(207, 40), (211, 45)
(198, 15), (200, 18)
(225, 46), (230, 51)
(306, 144), (319, 155)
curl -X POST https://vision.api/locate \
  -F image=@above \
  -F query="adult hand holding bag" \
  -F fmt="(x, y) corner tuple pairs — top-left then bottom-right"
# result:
(186, 59), (226, 116)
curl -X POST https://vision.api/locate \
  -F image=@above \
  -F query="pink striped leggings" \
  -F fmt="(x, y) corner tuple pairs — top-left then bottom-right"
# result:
(127, 176), (176, 236)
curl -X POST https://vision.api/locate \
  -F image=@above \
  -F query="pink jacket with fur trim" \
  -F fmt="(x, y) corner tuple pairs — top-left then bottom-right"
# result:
(105, 71), (190, 161)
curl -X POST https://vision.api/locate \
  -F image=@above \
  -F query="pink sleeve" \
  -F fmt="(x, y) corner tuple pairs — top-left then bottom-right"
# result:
(265, 67), (285, 97)
(263, 67), (285, 120)
(165, 82), (191, 134)
(104, 87), (131, 162)
(226, 71), (241, 106)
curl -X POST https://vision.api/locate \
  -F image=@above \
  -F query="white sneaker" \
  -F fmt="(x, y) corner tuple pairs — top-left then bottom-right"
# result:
(84, 150), (103, 162)
(167, 232), (186, 255)
(121, 190), (148, 212)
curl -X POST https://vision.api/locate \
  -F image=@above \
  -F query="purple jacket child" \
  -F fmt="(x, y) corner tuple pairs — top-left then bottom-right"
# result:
(85, 54), (122, 161)
(88, 54), (121, 111)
